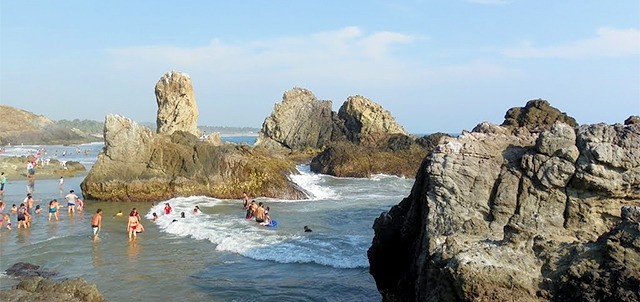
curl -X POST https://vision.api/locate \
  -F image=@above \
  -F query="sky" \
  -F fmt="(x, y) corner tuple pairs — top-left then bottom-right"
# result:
(1, 0), (639, 134)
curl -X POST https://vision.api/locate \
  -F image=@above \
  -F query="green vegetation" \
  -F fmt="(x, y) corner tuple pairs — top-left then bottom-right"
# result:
(55, 119), (103, 135)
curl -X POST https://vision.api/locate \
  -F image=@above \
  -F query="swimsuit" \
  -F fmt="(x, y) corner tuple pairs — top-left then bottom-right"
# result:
(68, 203), (75, 207)
(92, 225), (99, 235)
(49, 207), (56, 213)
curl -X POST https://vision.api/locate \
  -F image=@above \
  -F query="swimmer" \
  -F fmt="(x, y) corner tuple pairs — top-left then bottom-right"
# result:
(180, 212), (186, 218)
(193, 206), (201, 215)
(10, 204), (17, 213)
(152, 212), (158, 222)
(91, 209), (103, 240)
(114, 210), (123, 217)
(164, 203), (172, 215)
(35, 205), (42, 214)
(304, 226), (312, 232)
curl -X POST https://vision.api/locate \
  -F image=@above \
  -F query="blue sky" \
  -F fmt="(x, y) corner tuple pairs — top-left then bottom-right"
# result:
(1, 0), (639, 133)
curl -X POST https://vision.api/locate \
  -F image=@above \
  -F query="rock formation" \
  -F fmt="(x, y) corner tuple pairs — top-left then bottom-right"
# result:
(155, 71), (199, 136)
(81, 114), (307, 201)
(368, 102), (640, 301)
(81, 71), (308, 202)
(256, 87), (429, 177)
(0, 105), (100, 145)
(255, 87), (344, 151)
(0, 262), (104, 302)
(338, 95), (408, 144)
(501, 99), (577, 132)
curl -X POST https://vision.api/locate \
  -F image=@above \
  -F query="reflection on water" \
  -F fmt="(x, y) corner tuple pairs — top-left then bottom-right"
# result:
(46, 220), (59, 237)
(128, 238), (140, 262)
(92, 241), (102, 267)
(16, 228), (31, 244)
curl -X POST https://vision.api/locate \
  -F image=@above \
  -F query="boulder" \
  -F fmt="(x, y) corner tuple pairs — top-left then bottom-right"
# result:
(155, 71), (199, 136)
(5, 262), (57, 278)
(81, 115), (307, 201)
(255, 87), (344, 151)
(338, 95), (408, 144)
(368, 111), (640, 301)
(0, 276), (104, 302)
(502, 99), (578, 133)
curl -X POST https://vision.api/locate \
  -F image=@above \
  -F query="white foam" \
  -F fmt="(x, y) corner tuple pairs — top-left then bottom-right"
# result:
(289, 165), (339, 200)
(145, 196), (368, 269)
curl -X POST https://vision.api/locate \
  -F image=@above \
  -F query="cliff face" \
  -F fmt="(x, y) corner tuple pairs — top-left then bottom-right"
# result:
(368, 107), (640, 301)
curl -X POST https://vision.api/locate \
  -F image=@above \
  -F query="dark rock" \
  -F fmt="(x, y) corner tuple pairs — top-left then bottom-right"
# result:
(625, 116), (640, 125)
(5, 262), (57, 278)
(502, 99), (578, 133)
(0, 276), (104, 302)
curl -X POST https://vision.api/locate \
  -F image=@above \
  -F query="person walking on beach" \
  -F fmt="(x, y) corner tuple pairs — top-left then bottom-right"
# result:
(48, 199), (60, 221)
(0, 172), (7, 192)
(91, 209), (102, 241)
(65, 190), (79, 214)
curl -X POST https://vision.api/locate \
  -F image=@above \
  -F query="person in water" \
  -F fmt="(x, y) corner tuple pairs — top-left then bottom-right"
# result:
(92, 209), (103, 241)
(193, 206), (201, 215)
(35, 205), (41, 214)
(254, 202), (266, 223)
(164, 203), (172, 215)
(127, 212), (139, 239)
(48, 199), (60, 221)
(130, 208), (145, 233)
(246, 200), (257, 219)
(114, 210), (123, 217)
(304, 226), (312, 232)
(152, 212), (158, 222)
(180, 212), (186, 218)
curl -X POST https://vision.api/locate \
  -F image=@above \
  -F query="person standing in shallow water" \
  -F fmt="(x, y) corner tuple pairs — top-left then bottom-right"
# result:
(91, 209), (102, 241)
(0, 172), (7, 192)
(65, 190), (79, 214)
(127, 212), (139, 239)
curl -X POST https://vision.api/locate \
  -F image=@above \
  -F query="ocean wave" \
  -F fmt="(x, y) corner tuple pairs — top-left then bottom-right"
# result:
(289, 165), (339, 201)
(145, 196), (369, 269)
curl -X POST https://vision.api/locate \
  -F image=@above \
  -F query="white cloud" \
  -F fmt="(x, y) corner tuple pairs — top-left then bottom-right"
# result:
(502, 27), (640, 59)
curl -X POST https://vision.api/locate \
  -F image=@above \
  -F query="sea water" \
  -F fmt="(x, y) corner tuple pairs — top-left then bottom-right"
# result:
(0, 141), (413, 301)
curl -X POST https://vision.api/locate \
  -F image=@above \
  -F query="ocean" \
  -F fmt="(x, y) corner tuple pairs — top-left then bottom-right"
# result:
(0, 140), (413, 301)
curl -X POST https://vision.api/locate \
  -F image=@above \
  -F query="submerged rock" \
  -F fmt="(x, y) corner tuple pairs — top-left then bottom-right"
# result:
(368, 110), (640, 301)
(0, 276), (104, 302)
(5, 262), (57, 278)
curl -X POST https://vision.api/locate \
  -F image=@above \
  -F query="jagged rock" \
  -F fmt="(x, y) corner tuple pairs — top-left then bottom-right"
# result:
(0, 276), (104, 302)
(338, 95), (407, 144)
(81, 114), (307, 201)
(502, 99), (578, 133)
(625, 115), (640, 125)
(368, 105), (640, 301)
(155, 71), (199, 136)
(255, 87), (344, 151)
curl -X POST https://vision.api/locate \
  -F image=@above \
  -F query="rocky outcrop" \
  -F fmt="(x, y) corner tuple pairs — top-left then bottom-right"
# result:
(338, 95), (408, 144)
(155, 71), (199, 136)
(0, 106), (100, 145)
(1, 262), (104, 302)
(501, 99), (577, 133)
(81, 114), (307, 201)
(310, 133), (449, 178)
(0, 156), (85, 179)
(255, 88), (344, 151)
(256, 87), (426, 177)
(0, 277), (104, 302)
(368, 108), (640, 300)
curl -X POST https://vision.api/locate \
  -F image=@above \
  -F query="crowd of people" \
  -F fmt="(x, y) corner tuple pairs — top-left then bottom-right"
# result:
(242, 192), (274, 226)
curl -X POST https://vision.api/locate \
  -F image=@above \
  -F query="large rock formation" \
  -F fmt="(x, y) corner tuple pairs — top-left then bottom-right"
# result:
(81, 115), (307, 201)
(255, 88), (344, 151)
(368, 107), (640, 301)
(502, 99), (577, 132)
(256, 88), (429, 177)
(155, 71), (199, 136)
(81, 72), (307, 202)
(0, 106), (100, 145)
(338, 95), (408, 144)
